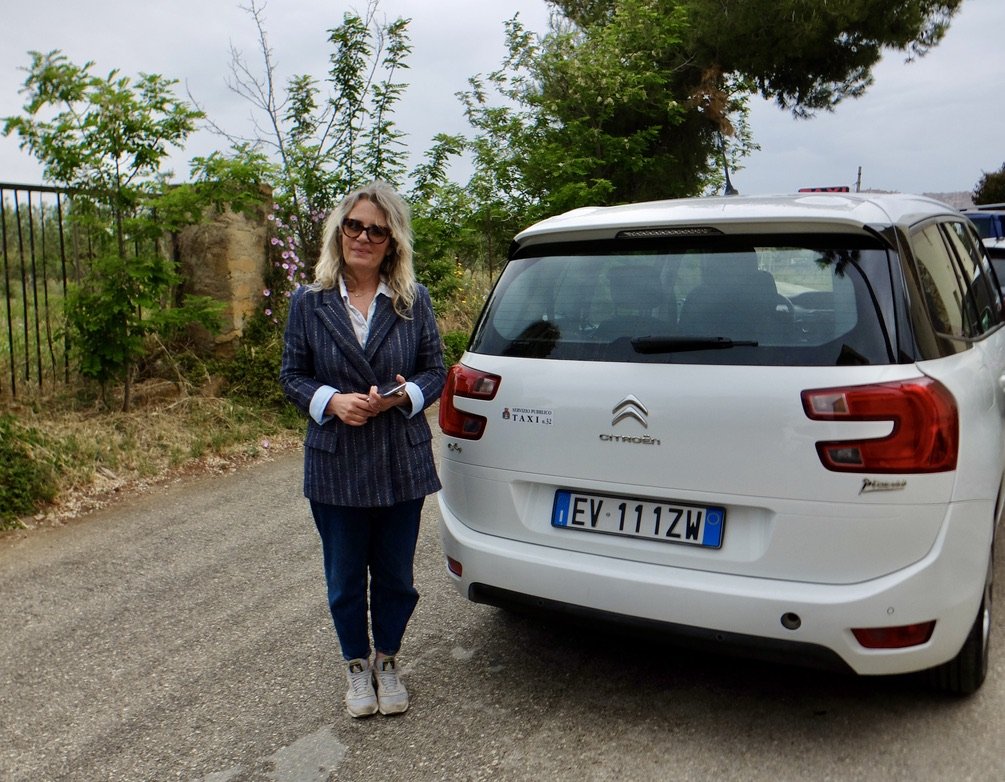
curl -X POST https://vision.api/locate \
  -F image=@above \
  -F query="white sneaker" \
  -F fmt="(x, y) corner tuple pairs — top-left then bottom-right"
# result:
(344, 658), (378, 718)
(374, 656), (409, 715)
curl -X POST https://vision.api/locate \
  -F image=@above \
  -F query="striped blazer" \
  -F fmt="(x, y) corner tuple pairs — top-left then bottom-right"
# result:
(280, 283), (446, 507)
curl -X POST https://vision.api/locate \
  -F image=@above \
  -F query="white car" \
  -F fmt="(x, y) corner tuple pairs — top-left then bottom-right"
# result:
(438, 193), (1003, 694)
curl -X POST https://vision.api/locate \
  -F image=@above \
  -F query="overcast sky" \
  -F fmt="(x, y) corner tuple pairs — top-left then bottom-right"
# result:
(1, 0), (1003, 200)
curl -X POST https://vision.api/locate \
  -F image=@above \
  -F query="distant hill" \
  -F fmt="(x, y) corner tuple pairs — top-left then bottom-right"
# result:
(857, 189), (974, 210)
(923, 192), (975, 210)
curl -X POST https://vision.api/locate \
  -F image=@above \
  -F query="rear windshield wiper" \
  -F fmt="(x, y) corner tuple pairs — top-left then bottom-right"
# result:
(630, 336), (759, 353)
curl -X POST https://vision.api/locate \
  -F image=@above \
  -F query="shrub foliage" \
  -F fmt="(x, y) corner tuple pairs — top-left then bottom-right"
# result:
(0, 414), (57, 528)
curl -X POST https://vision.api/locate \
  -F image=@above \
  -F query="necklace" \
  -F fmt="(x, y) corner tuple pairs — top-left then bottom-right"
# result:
(346, 282), (377, 298)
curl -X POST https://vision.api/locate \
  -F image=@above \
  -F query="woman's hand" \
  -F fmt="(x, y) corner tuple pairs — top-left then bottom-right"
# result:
(366, 373), (409, 415)
(326, 392), (377, 426)
(325, 374), (409, 425)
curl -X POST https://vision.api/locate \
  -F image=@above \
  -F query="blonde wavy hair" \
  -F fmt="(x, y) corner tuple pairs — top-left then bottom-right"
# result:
(313, 180), (417, 318)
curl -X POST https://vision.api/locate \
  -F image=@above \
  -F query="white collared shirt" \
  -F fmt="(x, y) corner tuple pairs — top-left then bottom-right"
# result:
(308, 278), (425, 423)
(338, 275), (392, 347)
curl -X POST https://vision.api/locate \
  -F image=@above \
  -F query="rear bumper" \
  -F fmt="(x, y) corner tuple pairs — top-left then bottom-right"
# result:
(437, 494), (993, 677)
(468, 582), (854, 673)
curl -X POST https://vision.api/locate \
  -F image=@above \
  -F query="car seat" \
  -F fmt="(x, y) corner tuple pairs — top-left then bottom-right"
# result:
(595, 265), (675, 340)
(677, 255), (792, 342)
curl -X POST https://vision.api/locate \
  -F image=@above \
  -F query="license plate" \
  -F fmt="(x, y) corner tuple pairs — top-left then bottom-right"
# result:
(552, 490), (725, 549)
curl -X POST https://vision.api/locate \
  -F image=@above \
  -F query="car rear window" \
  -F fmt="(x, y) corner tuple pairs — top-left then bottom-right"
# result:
(469, 235), (895, 366)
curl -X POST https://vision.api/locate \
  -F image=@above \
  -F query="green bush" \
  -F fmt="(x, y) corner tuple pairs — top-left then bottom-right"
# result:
(0, 414), (57, 528)
(218, 333), (289, 409)
(442, 330), (469, 367)
(418, 257), (465, 314)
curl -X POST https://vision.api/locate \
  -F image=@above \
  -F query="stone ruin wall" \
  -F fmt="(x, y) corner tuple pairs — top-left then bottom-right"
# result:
(175, 196), (271, 355)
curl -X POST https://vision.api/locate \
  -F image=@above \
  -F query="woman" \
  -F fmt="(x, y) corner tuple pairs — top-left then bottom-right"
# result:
(280, 181), (445, 717)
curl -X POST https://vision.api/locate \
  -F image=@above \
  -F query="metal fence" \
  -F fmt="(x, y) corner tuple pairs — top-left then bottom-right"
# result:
(0, 181), (154, 400)
(2, 180), (278, 403)
(1, 181), (173, 400)
(0, 182), (79, 399)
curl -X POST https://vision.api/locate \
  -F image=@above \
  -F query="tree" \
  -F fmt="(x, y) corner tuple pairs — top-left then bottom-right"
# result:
(3, 50), (222, 410)
(973, 163), (1005, 206)
(204, 0), (412, 276)
(3, 51), (202, 250)
(452, 3), (753, 232)
(458, 0), (963, 217)
(532, 0), (751, 204)
(454, 21), (548, 275)
(409, 134), (478, 298)
(679, 0), (962, 116)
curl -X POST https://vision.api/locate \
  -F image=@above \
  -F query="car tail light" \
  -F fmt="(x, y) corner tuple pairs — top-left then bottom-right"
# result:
(852, 621), (936, 649)
(439, 364), (501, 440)
(801, 378), (958, 473)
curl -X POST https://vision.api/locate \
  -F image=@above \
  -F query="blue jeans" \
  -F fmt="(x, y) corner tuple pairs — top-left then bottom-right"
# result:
(310, 498), (424, 661)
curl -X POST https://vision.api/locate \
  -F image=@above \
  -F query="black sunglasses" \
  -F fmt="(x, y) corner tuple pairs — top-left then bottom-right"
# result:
(341, 217), (391, 244)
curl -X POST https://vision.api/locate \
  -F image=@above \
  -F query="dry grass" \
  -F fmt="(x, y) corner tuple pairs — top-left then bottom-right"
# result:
(4, 380), (303, 530)
(2, 269), (494, 533)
